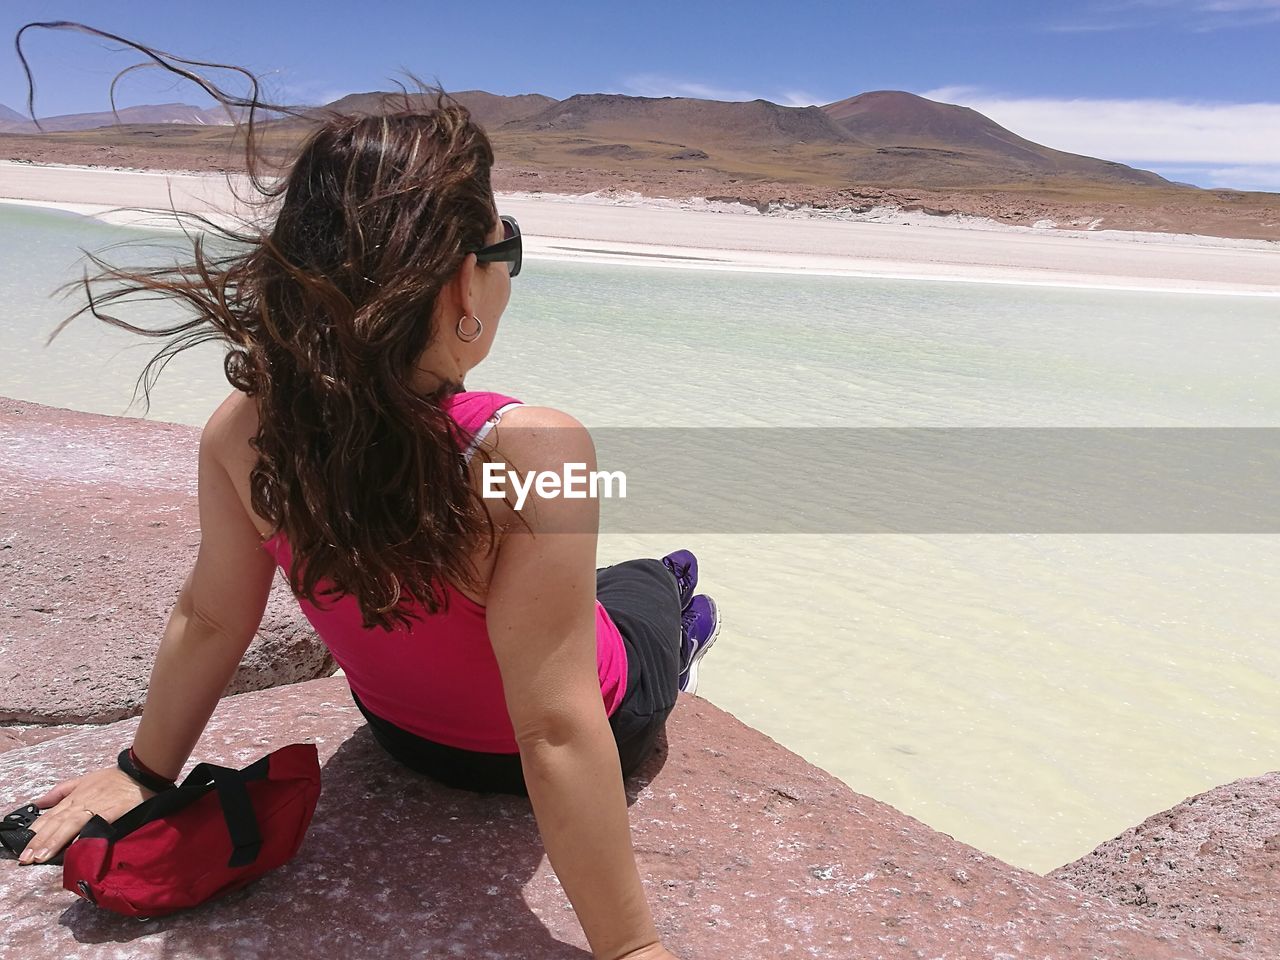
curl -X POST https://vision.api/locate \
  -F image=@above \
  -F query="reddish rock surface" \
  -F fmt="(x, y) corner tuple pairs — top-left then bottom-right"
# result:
(1050, 772), (1280, 958)
(0, 677), (1250, 960)
(1, 397), (335, 724)
(0, 722), (89, 753)
(3, 397), (1275, 958)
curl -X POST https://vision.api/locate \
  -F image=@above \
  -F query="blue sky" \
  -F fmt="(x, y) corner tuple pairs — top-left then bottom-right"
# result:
(3, 0), (1279, 191)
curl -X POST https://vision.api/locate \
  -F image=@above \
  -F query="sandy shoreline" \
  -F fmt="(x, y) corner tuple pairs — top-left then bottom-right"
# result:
(2, 160), (1277, 296)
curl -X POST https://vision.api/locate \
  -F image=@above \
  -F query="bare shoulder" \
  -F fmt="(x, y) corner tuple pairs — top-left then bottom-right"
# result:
(200, 389), (260, 469)
(486, 404), (596, 468)
(497, 404), (588, 431)
(198, 390), (272, 537)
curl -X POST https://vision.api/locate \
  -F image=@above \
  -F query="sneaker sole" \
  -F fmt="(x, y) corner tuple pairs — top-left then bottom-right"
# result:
(679, 600), (722, 697)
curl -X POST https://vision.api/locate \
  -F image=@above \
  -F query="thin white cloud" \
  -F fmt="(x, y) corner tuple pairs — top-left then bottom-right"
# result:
(615, 74), (827, 107)
(777, 90), (824, 107)
(261, 72), (358, 107)
(617, 74), (762, 102)
(920, 86), (1280, 191)
(1195, 0), (1280, 11)
(1207, 165), (1280, 192)
(1045, 0), (1280, 31)
(1130, 0), (1280, 9)
(1147, 164), (1280, 192)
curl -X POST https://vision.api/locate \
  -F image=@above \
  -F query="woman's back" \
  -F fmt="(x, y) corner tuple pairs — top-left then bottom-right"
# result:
(240, 389), (628, 753)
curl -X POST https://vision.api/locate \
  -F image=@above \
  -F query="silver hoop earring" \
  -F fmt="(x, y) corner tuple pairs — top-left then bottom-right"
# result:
(456, 314), (483, 342)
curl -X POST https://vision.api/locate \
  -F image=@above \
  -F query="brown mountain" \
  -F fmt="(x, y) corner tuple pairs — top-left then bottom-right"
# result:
(483, 89), (1167, 191)
(503, 93), (853, 146)
(0, 102), (237, 134)
(820, 90), (1166, 187)
(311, 90), (558, 129)
(5, 87), (1276, 239)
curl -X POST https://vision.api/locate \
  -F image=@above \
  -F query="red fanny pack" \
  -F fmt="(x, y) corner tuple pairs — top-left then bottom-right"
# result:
(62, 742), (321, 918)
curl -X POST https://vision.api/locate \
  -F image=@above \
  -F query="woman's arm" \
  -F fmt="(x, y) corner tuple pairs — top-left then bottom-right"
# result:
(483, 407), (670, 960)
(18, 394), (277, 862)
(130, 396), (278, 778)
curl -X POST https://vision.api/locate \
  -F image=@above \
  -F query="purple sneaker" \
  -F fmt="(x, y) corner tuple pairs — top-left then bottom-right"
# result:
(678, 595), (721, 696)
(661, 549), (699, 610)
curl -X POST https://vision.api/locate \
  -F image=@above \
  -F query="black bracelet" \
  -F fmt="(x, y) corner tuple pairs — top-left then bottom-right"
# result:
(117, 748), (177, 793)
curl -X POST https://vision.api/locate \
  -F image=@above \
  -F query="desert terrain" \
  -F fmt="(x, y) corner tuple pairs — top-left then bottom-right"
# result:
(3, 89), (1278, 241)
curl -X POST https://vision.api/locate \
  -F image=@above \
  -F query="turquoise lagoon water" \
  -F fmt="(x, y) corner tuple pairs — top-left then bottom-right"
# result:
(2, 202), (1278, 872)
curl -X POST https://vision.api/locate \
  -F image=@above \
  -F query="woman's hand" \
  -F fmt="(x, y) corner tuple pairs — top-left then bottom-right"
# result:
(16, 766), (156, 864)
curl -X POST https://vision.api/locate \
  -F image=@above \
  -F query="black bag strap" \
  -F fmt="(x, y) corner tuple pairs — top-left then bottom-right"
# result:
(79, 752), (271, 868)
(202, 761), (264, 868)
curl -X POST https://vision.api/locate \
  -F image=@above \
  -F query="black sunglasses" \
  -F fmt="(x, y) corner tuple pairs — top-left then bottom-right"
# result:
(473, 214), (521, 278)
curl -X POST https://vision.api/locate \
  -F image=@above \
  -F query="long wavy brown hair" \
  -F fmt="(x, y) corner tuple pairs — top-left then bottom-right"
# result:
(19, 22), (504, 629)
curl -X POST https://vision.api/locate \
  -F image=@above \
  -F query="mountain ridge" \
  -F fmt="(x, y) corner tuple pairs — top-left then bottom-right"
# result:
(306, 90), (559, 129)
(819, 90), (1166, 187)
(5, 87), (1277, 238)
(0, 88), (1168, 191)
(0, 101), (236, 133)
(502, 92), (857, 147)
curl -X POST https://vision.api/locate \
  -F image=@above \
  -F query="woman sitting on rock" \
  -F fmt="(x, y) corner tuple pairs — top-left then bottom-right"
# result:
(14, 26), (720, 960)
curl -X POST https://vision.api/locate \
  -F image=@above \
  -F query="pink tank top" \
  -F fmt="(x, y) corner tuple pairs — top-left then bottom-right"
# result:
(259, 390), (629, 753)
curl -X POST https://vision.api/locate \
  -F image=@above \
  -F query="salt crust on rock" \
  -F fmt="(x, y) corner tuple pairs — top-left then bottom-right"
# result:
(0, 677), (1252, 960)
(1050, 770), (1280, 958)
(1, 398), (336, 724)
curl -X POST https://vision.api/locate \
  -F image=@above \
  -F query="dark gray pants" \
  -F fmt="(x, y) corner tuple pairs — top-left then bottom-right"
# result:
(352, 558), (682, 795)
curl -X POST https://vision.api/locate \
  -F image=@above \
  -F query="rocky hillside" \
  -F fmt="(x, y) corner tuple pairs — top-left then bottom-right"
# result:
(0, 101), (237, 133)
(4, 88), (1277, 238)
(504, 92), (852, 146)
(312, 90), (558, 128)
(821, 89), (1169, 186)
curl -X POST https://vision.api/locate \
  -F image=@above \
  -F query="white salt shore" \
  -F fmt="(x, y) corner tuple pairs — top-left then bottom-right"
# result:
(1, 160), (1276, 296)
